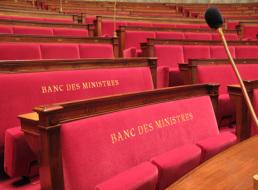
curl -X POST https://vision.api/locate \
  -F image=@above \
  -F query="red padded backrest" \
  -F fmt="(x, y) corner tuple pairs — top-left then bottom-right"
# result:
(226, 21), (239, 30)
(235, 46), (258, 58)
(183, 45), (211, 62)
(0, 25), (13, 34)
(0, 67), (153, 151)
(252, 90), (258, 135)
(210, 46), (236, 59)
(242, 25), (258, 40)
(184, 32), (212, 40)
(151, 23), (176, 28)
(0, 43), (41, 60)
(102, 20), (127, 37)
(125, 31), (156, 49)
(154, 45), (184, 68)
(13, 26), (53, 36)
(197, 64), (258, 94)
(42, 18), (73, 23)
(212, 33), (239, 41)
(79, 44), (114, 58)
(61, 96), (218, 190)
(40, 43), (80, 59)
(155, 32), (184, 39)
(127, 22), (153, 27)
(52, 28), (89, 37)
(175, 24), (200, 29)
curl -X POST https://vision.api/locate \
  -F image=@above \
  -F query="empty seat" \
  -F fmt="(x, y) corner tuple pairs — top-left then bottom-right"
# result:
(0, 25), (13, 34)
(210, 46), (236, 58)
(183, 45), (211, 62)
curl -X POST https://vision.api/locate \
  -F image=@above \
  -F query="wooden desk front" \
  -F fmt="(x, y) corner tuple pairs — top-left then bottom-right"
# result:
(167, 135), (258, 190)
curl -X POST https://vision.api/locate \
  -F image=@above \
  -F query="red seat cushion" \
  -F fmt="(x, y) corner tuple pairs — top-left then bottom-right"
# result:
(96, 162), (158, 190)
(79, 44), (114, 58)
(40, 43), (80, 59)
(52, 28), (88, 37)
(4, 127), (37, 177)
(242, 25), (258, 40)
(0, 43), (41, 60)
(151, 144), (201, 190)
(196, 132), (237, 161)
(13, 26), (53, 36)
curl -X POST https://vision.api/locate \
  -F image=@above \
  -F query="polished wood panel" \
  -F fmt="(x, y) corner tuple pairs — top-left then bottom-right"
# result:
(167, 135), (258, 190)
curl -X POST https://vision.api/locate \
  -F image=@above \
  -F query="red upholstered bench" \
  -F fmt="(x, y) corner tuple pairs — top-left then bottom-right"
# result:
(0, 42), (114, 60)
(19, 84), (237, 190)
(180, 59), (258, 130)
(3, 58), (156, 179)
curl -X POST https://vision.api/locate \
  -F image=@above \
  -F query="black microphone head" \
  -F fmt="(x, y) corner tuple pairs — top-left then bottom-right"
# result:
(205, 7), (224, 29)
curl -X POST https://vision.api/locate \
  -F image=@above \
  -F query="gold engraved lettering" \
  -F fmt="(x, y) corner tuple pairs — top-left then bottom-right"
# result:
(110, 112), (194, 144)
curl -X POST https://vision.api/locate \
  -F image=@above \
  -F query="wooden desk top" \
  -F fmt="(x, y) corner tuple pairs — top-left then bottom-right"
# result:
(167, 135), (258, 190)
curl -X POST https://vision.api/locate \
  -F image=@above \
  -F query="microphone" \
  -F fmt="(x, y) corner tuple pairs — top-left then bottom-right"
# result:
(205, 7), (223, 29)
(204, 7), (258, 128)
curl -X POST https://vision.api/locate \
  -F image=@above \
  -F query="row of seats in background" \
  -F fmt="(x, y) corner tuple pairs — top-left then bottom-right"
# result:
(0, 1), (257, 190)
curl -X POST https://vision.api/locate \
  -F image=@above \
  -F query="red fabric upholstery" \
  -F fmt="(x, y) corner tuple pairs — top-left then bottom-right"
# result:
(226, 21), (239, 30)
(154, 45), (184, 85)
(125, 31), (156, 49)
(42, 18), (73, 23)
(3, 68), (154, 177)
(0, 25), (13, 34)
(154, 45), (184, 68)
(184, 32), (212, 40)
(13, 26), (53, 36)
(197, 132), (237, 161)
(218, 94), (236, 127)
(40, 43), (80, 59)
(96, 162), (158, 190)
(151, 23), (176, 28)
(175, 24), (200, 29)
(127, 22), (153, 27)
(60, 96), (235, 189)
(183, 45), (211, 62)
(210, 46), (236, 59)
(0, 43), (41, 60)
(79, 44), (114, 58)
(235, 46), (258, 58)
(197, 64), (258, 127)
(212, 33), (239, 41)
(4, 127), (37, 177)
(52, 28), (88, 37)
(151, 144), (201, 190)
(102, 20), (127, 36)
(155, 32), (184, 40)
(242, 25), (258, 40)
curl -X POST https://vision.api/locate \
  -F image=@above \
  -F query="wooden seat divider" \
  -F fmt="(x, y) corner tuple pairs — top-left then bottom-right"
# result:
(228, 80), (258, 141)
